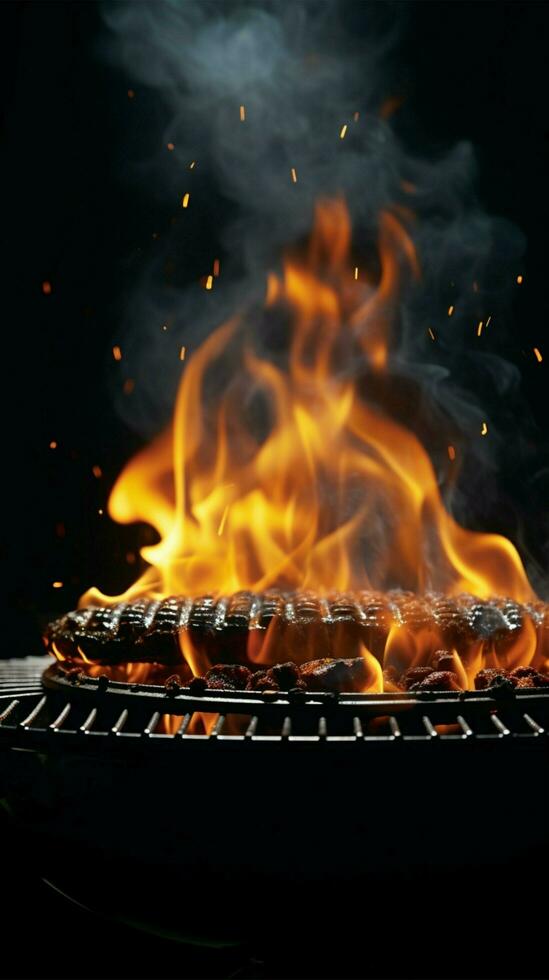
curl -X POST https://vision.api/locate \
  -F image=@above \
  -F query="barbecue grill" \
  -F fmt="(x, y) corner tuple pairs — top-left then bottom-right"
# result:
(2, 654), (549, 977)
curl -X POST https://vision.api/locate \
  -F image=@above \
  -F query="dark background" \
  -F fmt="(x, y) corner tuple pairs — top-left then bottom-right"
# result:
(3, 0), (549, 659)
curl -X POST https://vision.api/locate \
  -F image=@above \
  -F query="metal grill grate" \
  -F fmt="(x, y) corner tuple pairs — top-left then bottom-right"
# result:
(1, 657), (547, 751)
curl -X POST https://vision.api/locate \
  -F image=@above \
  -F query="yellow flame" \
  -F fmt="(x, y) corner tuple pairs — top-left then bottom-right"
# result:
(82, 197), (534, 629)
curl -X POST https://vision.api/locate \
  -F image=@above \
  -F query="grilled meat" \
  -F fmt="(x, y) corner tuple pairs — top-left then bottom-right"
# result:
(45, 590), (549, 692)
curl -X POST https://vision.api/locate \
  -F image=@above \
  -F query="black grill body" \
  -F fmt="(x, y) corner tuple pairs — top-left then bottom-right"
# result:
(2, 656), (549, 974)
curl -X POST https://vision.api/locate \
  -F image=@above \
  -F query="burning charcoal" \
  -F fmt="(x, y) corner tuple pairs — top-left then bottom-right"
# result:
(410, 670), (461, 692)
(246, 670), (280, 692)
(188, 676), (207, 695)
(510, 666), (549, 688)
(288, 681), (307, 695)
(267, 662), (301, 689)
(514, 676), (536, 689)
(401, 666), (435, 690)
(300, 657), (370, 693)
(204, 664), (251, 690)
(474, 668), (511, 691)
(430, 650), (455, 672)
(510, 666), (538, 679)
(164, 674), (182, 693)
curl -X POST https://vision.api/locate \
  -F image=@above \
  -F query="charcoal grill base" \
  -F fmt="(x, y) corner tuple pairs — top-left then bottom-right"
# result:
(2, 657), (549, 958)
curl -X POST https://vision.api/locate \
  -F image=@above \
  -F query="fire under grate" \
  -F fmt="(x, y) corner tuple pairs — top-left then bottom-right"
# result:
(1, 657), (548, 751)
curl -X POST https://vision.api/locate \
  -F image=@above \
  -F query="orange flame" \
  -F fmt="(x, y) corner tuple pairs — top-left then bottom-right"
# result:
(79, 198), (536, 688)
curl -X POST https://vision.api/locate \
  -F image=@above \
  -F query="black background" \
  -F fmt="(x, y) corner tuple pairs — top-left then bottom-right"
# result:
(2, 4), (549, 978)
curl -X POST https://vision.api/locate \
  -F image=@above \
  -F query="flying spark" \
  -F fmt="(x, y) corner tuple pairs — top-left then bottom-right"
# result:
(123, 378), (135, 395)
(428, 328), (435, 341)
(179, 346), (186, 361)
(533, 347), (543, 363)
(481, 422), (488, 436)
(205, 275), (213, 290)
(217, 504), (230, 536)
(354, 267), (359, 280)
(486, 315), (492, 327)
(517, 274), (523, 284)
(353, 111), (360, 121)
(189, 161), (196, 169)
(291, 167), (297, 183)
(213, 258), (220, 277)
(49, 440), (57, 450)
(448, 305), (454, 316)
(340, 124), (347, 139)
(92, 465), (102, 479)
(477, 321), (483, 337)
(52, 581), (63, 589)
(42, 281), (52, 295)
(167, 142), (175, 151)
(112, 345), (122, 361)
(447, 445), (456, 461)
(182, 193), (190, 208)
(239, 105), (246, 122)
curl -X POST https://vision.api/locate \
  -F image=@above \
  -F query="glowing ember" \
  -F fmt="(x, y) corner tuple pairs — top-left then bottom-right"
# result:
(179, 346), (186, 361)
(486, 315), (492, 327)
(167, 142), (175, 151)
(213, 258), (220, 277)
(354, 266), (359, 280)
(353, 111), (360, 122)
(239, 105), (246, 121)
(428, 327), (435, 341)
(92, 465), (103, 478)
(189, 161), (196, 169)
(291, 167), (297, 183)
(112, 345), (122, 361)
(182, 193), (190, 208)
(52, 581), (63, 589)
(481, 422), (488, 436)
(123, 378), (135, 395)
(448, 305), (454, 316)
(340, 124), (348, 139)
(534, 347), (543, 363)
(205, 275), (213, 290)
(49, 440), (57, 450)
(477, 321), (483, 337)
(447, 445), (456, 461)
(517, 274), (523, 284)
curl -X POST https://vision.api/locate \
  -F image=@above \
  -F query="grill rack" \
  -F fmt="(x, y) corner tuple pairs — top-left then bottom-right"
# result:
(1, 657), (548, 752)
